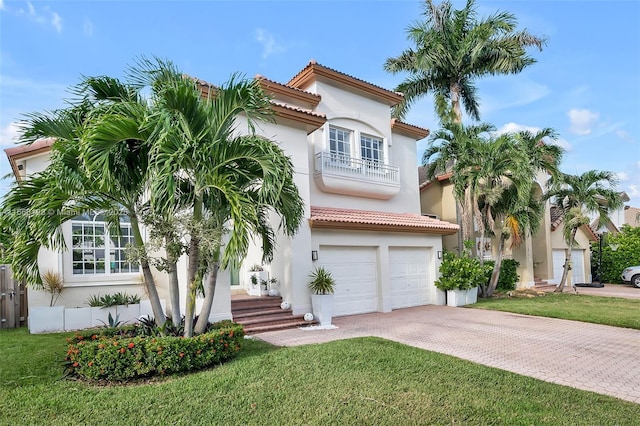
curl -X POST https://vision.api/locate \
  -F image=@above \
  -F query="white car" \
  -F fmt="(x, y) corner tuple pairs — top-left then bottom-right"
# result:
(621, 266), (640, 288)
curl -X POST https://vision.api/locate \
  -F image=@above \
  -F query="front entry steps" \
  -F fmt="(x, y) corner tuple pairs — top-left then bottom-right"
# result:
(231, 295), (316, 334)
(533, 278), (556, 292)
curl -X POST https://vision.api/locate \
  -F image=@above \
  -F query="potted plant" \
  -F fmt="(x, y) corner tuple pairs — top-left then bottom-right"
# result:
(308, 267), (336, 326)
(246, 264), (269, 296)
(435, 251), (485, 307)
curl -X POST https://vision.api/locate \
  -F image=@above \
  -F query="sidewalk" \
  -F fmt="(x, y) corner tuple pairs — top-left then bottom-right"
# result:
(256, 305), (640, 404)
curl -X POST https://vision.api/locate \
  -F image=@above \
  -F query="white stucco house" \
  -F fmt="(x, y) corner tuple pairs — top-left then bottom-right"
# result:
(6, 61), (458, 327)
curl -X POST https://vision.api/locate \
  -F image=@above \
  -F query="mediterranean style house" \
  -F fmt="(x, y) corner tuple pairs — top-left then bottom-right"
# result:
(419, 168), (604, 287)
(6, 61), (459, 325)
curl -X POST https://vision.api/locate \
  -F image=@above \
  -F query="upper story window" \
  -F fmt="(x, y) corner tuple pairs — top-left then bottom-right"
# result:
(360, 134), (383, 163)
(71, 212), (139, 276)
(329, 126), (352, 158)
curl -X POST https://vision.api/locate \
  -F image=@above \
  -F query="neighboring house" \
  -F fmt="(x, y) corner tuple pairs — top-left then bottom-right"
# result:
(623, 205), (640, 228)
(6, 61), (458, 324)
(419, 168), (597, 287)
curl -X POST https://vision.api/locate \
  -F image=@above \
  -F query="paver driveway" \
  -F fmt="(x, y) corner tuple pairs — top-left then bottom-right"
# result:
(257, 305), (640, 404)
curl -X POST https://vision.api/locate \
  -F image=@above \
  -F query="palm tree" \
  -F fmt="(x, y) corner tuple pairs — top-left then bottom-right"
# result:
(545, 170), (622, 292)
(1, 77), (168, 325)
(131, 58), (304, 336)
(423, 122), (495, 249)
(384, 0), (546, 123)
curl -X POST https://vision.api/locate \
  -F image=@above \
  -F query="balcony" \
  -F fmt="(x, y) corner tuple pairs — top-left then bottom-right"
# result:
(313, 152), (401, 199)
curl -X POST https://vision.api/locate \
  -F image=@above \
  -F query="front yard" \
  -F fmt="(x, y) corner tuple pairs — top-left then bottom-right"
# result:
(1, 328), (639, 425)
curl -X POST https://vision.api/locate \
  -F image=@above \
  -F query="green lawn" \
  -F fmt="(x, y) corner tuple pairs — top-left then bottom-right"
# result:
(474, 293), (640, 330)
(1, 328), (639, 425)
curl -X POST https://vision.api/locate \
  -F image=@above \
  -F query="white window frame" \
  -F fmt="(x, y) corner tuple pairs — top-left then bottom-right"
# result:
(326, 124), (387, 165)
(328, 126), (352, 162)
(360, 133), (383, 164)
(67, 212), (140, 281)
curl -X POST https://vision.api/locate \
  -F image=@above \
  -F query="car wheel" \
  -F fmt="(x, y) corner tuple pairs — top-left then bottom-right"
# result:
(633, 274), (640, 288)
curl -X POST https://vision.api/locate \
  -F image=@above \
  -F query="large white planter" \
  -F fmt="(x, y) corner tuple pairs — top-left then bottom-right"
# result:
(64, 307), (92, 331)
(29, 306), (64, 334)
(466, 287), (479, 305)
(446, 287), (480, 307)
(116, 304), (141, 325)
(311, 294), (334, 326)
(91, 306), (117, 327)
(446, 289), (467, 307)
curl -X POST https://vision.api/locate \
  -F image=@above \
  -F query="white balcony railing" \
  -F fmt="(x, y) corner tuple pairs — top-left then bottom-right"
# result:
(314, 152), (400, 184)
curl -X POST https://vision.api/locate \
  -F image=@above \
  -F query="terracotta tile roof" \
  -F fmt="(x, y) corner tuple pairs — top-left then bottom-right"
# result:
(254, 75), (321, 106)
(309, 206), (459, 235)
(287, 60), (404, 106)
(5, 138), (56, 179)
(391, 119), (429, 140)
(624, 206), (640, 227)
(4, 137), (55, 158)
(549, 205), (598, 241)
(550, 205), (564, 230)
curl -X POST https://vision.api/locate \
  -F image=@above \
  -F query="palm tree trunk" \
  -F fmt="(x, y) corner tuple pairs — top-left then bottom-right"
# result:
(450, 82), (463, 124)
(194, 262), (219, 334)
(461, 187), (474, 253)
(487, 237), (506, 297)
(556, 228), (578, 292)
(184, 194), (203, 337)
(130, 215), (166, 326)
(167, 262), (181, 322)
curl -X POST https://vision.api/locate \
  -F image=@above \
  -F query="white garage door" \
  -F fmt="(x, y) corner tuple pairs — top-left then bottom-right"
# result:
(390, 247), (431, 309)
(318, 245), (378, 316)
(553, 249), (585, 285)
(571, 250), (585, 284)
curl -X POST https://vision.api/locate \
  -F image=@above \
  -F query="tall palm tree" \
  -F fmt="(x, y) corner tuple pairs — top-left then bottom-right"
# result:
(423, 122), (494, 249)
(131, 58), (304, 336)
(545, 170), (622, 292)
(384, 0), (546, 123)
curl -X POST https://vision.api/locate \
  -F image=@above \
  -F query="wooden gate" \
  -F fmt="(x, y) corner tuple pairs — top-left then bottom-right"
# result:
(0, 265), (28, 328)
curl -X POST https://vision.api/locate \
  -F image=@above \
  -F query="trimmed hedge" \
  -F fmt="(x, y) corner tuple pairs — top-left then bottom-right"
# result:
(65, 322), (244, 381)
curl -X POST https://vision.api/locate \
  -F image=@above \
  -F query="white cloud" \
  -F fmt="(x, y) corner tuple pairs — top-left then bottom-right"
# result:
(627, 185), (639, 198)
(495, 122), (572, 151)
(51, 12), (62, 33)
(0, 122), (22, 146)
(617, 172), (629, 182)
(84, 18), (93, 36)
(568, 108), (599, 135)
(478, 77), (550, 115)
(255, 28), (285, 59)
(615, 130), (636, 144)
(9, 2), (62, 33)
(0, 0), (5, 11)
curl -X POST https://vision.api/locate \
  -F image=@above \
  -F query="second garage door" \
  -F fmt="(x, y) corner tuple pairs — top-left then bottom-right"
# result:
(318, 245), (378, 316)
(553, 249), (586, 285)
(390, 247), (431, 309)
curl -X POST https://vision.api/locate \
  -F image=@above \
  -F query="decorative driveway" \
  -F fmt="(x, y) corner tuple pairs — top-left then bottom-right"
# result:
(257, 305), (640, 404)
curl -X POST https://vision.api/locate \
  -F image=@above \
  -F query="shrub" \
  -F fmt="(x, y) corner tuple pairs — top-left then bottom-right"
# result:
(484, 259), (520, 291)
(435, 251), (485, 291)
(87, 292), (141, 308)
(64, 321), (244, 382)
(594, 226), (640, 283)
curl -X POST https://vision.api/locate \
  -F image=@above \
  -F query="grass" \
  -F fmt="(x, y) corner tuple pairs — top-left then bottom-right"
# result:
(1, 328), (639, 425)
(474, 293), (640, 330)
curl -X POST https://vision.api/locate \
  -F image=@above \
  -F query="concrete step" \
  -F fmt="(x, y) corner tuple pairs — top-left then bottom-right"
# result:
(244, 319), (316, 334)
(233, 308), (288, 320)
(237, 313), (308, 326)
(231, 296), (282, 312)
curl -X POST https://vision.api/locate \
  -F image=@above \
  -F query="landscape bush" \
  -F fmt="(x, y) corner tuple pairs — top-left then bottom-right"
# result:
(65, 321), (244, 381)
(593, 225), (640, 283)
(483, 259), (520, 291)
(435, 251), (486, 291)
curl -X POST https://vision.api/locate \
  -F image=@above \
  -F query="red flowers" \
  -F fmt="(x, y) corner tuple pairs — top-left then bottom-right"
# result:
(88, 361), (94, 367)
(179, 352), (185, 358)
(119, 347), (126, 354)
(128, 342), (135, 349)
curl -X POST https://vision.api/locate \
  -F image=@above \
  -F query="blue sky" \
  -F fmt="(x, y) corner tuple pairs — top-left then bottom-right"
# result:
(1, 0), (639, 207)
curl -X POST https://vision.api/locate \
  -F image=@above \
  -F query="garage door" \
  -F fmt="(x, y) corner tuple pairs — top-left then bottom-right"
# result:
(553, 249), (585, 285)
(390, 247), (431, 309)
(318, 245), (378, 316)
